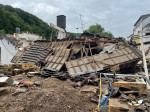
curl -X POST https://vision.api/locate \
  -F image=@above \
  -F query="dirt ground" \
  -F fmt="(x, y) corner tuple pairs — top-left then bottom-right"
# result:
(0, 75), (97, 112)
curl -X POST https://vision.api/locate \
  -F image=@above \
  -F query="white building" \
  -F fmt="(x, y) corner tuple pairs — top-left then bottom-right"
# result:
(0, 39), (17, 64)
(13, 33), (42, 48)
(15, 33), (42, 41)
(133, 14), (150, 36)
(132, 14), (150, 56)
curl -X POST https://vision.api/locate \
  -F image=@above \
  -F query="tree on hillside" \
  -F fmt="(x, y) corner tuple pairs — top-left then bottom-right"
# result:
(0, 29), (5, 34)
(102, 31), (113, 38)
(84, 24), (113, 38)
(0, 4), (56, 39)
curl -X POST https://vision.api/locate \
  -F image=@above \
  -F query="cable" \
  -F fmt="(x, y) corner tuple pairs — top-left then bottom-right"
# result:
(100, 73), (114, 107)
(1, 39), (14, 56)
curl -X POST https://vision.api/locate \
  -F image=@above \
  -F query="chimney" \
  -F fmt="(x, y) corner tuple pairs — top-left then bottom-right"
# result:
(57, 15), (66, 29)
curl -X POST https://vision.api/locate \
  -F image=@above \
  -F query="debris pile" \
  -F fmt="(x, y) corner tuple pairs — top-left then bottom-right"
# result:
(91, 73), (149, 111)
(1, 32), (150, 111)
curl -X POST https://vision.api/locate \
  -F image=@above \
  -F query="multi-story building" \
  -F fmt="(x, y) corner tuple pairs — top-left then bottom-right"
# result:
(130, 14), (150, 56)
(133, 14), (150, 36)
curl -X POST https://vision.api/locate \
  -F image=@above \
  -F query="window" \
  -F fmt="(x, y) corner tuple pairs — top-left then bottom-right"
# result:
(146, 33), (150, 36)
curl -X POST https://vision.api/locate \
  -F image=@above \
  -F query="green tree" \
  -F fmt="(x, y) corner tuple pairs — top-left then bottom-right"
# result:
(102, 32), (113, 37)
(85, 24), (104, 34)
(0, 29), (5, 34)
(85, 24), (113, 38)
(0, 4), (55, 40)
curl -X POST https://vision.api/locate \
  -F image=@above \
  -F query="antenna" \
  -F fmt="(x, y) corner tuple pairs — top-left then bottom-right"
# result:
(80, 14), (84, 32)
(76, 27), (79, 33)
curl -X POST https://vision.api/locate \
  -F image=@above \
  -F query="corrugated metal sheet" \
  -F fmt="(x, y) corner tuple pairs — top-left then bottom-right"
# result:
(65, 46), (142, 77)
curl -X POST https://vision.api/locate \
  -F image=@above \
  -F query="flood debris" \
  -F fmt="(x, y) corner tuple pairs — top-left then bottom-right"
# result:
(19, 80), (34, 89)
(1, 32), (150, 111)
(0, 77), (13, 86)
(0, 87), (11, 95)
(13, 88), (27, 93)
(66, 46), (141, 77)
(109, 98), (130, 111)
(34, 81), (41, 86)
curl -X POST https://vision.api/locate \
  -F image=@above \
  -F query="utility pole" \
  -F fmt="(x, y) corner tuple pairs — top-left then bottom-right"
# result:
(80, 14), (84, 32)
(139, 30), (150, 89)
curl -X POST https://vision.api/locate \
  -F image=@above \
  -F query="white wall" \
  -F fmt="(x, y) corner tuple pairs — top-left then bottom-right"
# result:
(133, 16), (150, 56)
(19, 39), (30, 48)
(134, 16), (150, 36)
(142, 16), (150, 28)
(133, 20), (143, 35)
(16, 33), (42, 41)
(137, 36), (150, 56)
(0, 39), (17, 65)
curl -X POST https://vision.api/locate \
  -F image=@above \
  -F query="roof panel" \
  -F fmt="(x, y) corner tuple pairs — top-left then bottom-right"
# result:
(65, 46), (141, 77)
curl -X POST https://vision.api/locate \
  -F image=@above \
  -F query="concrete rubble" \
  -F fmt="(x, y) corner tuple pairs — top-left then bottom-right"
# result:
(1, 32), (150, 111)
(0, 77), (14, 86)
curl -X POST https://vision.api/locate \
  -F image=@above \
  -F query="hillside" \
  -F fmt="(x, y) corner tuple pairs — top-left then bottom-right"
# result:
(0, 4), (55, 39)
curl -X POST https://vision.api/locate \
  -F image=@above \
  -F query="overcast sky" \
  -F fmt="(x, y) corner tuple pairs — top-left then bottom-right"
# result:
(0, 0), (150, 37)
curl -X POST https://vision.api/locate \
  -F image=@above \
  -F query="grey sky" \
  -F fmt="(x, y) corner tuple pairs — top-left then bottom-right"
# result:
(0, 0), (150, 37)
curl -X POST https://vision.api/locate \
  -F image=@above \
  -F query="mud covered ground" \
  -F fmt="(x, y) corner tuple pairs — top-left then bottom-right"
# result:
(0, 75), (97, 112)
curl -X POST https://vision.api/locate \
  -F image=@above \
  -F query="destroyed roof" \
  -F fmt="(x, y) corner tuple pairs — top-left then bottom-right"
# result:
(44, 41), (73, 71)
(11, 37), (142, 76)
(65, 46), (142, 77)
(11, 44), (52, 66)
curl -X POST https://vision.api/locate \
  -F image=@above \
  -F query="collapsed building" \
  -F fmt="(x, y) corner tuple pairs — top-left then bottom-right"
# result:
(2, 13), (150, 111)
(1, 14), (149, 111)
(11, 33), (142, 77)
(1, 32), (150, 111)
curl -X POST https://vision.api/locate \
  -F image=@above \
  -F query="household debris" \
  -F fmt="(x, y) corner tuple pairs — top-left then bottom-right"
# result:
(34, 81), (41, 86)
(0, 63), (40, 76)
(13, 88), (27, 93)
(0, 77), (13, 86)
(1, 32), (150, 111)
(0, 87), (11, 95)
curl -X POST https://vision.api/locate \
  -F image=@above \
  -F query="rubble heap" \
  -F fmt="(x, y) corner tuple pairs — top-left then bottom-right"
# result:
(1, 32), (150, 111)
